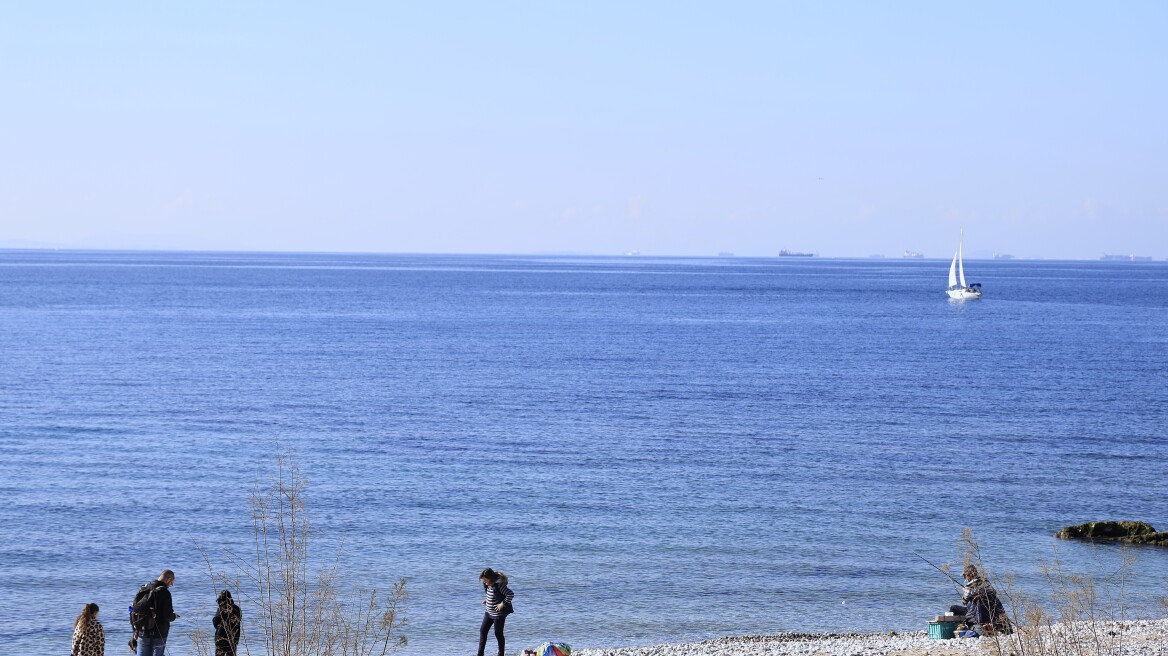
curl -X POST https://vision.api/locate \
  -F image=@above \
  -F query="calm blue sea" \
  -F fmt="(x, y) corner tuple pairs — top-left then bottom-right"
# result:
(1, 251), (1166, 655)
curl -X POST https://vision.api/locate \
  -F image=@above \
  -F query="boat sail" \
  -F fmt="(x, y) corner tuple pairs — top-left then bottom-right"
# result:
(946, 228), (982, 300)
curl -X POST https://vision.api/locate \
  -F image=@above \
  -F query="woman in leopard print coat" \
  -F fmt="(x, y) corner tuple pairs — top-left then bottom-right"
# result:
(72, 603), (105, 656)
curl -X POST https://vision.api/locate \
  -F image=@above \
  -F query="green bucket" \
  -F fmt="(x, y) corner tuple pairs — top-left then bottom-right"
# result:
(928, 621), (958, 640)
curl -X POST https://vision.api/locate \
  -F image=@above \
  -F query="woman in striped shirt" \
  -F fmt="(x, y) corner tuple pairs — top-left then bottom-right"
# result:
(476, 567), (514, 656)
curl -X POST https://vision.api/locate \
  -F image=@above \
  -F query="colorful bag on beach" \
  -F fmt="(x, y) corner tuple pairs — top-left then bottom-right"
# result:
(534, 642), (571, 656)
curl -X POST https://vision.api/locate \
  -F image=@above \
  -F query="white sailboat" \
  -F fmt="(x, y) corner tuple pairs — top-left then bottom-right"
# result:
(946, 228), (982, 300)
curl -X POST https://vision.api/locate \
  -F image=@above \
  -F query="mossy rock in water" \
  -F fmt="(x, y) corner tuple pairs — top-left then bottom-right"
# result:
(1127, 532), (1168, 546)
(1055, 521), (1168, 546)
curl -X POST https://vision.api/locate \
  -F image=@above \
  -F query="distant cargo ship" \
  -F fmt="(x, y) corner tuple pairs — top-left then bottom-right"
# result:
(779, 250), (814, 257)
(1102, 254), (1152, 261)
(903, 250), (924, 258)
(993, 253), (1015, 260)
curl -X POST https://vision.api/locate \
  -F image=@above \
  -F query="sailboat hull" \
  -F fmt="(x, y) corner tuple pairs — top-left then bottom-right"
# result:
(946, 288), (982, 300)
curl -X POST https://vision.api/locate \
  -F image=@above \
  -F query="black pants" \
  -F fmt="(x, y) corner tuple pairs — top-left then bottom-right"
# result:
(477, 612), (506, 656)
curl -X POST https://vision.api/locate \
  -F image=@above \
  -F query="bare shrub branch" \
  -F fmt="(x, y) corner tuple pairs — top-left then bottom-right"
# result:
(199, 447), (407, 656)
(958, 529), (1135, 656)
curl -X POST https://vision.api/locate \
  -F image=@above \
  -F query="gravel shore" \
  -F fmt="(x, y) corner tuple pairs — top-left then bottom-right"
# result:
(573, 619), (1168, 656)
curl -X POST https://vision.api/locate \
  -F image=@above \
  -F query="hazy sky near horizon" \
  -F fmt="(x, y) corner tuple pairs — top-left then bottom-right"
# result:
(2, 2), (1166, 258)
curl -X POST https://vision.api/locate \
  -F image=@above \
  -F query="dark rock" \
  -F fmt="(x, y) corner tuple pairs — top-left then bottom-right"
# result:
(1126, 531), (1168, 546)
(1055, 521), (1168, 546)
(1055, 521), (1155, 539)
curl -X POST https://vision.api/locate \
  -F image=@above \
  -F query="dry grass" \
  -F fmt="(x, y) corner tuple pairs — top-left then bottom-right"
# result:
(194, 448), (407, 656)
(956, 529), (1143, 656)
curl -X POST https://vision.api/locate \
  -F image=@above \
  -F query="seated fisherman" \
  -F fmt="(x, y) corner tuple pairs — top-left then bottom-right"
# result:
(950, 564), (1011, 635)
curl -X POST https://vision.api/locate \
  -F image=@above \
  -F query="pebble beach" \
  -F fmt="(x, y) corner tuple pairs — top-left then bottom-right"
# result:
(573, 619), (1168, 656)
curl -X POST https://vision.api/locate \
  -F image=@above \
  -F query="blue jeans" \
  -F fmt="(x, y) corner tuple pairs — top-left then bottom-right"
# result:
(137, 635), (166, 656)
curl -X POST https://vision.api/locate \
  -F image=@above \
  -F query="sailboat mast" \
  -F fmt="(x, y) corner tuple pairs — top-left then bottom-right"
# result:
(958, 227), (967, 287)
(958, 244), (967, 287)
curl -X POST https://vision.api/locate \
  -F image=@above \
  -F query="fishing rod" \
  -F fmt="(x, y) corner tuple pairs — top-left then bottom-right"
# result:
(911, 551), (965, 593)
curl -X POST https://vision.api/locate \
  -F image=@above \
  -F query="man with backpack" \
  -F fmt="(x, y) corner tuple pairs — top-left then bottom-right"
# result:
(131, 569), (179, 656)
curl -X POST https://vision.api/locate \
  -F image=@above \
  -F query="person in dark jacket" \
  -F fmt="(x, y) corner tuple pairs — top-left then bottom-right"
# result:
(212, 590), (242, 656)
(137, 569), (179, 656)
(476, 568), (514, 656)
(950, 564), (1011, 635)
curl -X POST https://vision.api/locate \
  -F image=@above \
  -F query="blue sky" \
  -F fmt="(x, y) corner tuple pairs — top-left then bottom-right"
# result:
(1, 1), (1165, 257)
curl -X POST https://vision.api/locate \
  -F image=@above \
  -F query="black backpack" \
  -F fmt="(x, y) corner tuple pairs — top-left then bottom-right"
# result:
(130, 582), (159, 632)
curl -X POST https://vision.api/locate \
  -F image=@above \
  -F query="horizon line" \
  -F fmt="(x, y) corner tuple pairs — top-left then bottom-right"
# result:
(1, 244), (1164, 262)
